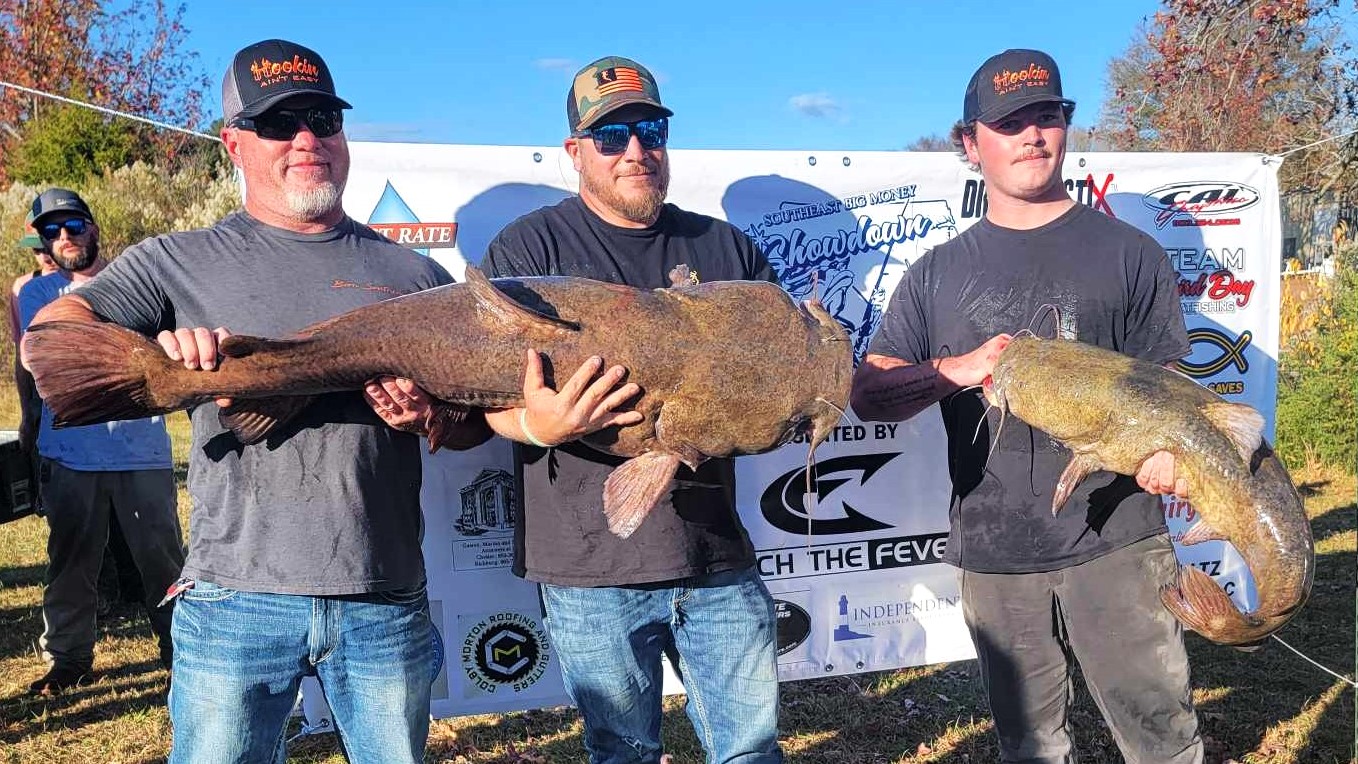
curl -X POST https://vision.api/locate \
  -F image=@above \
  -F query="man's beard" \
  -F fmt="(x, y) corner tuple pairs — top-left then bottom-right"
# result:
(284, 180), (345, 219)
(52, 239), (97, 272)
(582, 163), (670, 225)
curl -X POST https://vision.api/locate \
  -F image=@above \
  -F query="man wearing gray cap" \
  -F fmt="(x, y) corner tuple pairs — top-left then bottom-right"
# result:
(852, 49), (1202, 763)
(25, 39), (639, 763)
(485, 55), (784, 764)
(17, 188), (182, 697)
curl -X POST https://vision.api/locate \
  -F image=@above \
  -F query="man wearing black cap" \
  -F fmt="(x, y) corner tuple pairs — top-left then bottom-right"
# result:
(852, 49), (1203, 763)
(16, 188), (183, 696)
(484, 56), (784, 764)
(24, 40), (637, 762)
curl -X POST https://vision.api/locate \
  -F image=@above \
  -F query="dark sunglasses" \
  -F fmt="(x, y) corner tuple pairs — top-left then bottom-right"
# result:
(232, 108), (344, 141)
(38, 218), (91, 239)
(575, 117), (668, 156)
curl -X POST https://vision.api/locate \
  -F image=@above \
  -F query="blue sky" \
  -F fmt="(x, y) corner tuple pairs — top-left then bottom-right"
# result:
(180, 1), (1164, 150)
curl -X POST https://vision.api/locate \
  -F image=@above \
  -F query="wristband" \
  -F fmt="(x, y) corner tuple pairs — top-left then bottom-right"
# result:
(519, 408), (549, 448)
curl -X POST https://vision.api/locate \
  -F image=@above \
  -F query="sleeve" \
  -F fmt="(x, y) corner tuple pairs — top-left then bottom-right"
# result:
(1122, 236), (1191, 365)
(865, 256), (932, 364)
(74, 240), (173, 335)
(733, 227), (777, 284)
(483, 219), (549, 279)
(16, 278), (51, 333)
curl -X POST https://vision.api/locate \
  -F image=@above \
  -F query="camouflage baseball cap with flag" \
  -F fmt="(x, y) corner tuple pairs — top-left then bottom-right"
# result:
(567, 56), (672, 133)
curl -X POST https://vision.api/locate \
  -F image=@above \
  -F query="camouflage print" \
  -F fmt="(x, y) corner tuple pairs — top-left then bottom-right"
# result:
(567, 55), (673, 132)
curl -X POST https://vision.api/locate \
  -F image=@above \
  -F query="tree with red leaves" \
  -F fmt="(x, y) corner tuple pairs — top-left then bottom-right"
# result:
(0, 0), (209, 184)
(1098, 0), (1358, 193)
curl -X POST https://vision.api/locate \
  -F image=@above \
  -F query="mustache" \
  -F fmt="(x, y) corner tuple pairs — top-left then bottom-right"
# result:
(1015, 149), (1051, 162)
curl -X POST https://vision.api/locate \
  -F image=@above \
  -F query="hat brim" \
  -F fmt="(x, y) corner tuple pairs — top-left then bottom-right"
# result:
(235, 90), (353, 121)
(974, 93), (1075, 125)
(577, 95), (673, 132)
(18, 234), (42, 248)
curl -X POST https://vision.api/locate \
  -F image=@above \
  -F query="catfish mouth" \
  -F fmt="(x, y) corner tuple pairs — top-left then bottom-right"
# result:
(981, 374), (998, 406)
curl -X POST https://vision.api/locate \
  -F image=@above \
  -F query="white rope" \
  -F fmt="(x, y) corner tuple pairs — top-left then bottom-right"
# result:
(1274, 126), (1358, 158)
(0, 79), (219, 142)
(1271, 633), (1357, 687)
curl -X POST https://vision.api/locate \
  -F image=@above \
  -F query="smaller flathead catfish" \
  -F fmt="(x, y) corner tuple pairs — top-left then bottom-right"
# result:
(24, 266), (852, 539)
(982, 336), (1313, 647)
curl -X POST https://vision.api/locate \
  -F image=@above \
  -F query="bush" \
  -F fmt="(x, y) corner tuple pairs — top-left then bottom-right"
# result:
(1275, 244), (1358, 472)
(4, 106), (150, 187)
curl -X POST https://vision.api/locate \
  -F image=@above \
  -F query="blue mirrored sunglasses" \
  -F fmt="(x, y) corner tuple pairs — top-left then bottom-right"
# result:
(576, 117), (668, 156)
(38, 218), (91, 239)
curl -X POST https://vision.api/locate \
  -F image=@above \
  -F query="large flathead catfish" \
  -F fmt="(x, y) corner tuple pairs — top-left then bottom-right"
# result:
(24, 266), (851, 539)
(983, 336), (1313, 647)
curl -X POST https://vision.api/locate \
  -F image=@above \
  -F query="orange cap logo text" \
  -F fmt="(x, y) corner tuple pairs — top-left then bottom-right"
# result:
(251, 55), (322, 87)
(992, 63), (1050, 96)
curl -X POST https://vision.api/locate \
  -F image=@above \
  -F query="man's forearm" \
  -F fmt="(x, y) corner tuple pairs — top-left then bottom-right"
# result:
(850, 357), (961, 422)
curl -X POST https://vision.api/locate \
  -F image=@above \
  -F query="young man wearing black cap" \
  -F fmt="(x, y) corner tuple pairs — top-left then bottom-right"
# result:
(852, 49), (1203, 763)
(484, 55), (784, 764)
(16, 188), (184, 696)
(25, 40), (638, 763)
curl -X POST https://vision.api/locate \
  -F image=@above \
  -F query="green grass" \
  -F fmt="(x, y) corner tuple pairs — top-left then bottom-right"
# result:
(0, 396), (1353, 763)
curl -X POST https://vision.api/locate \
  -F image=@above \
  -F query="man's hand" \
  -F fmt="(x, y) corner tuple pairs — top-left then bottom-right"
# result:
(1136, 450), (1188, 497)
(157, 326), (233, 407)
(939, 333), (1012, 388)
(491, 349), (644, 447)
(363, 376), (434, 432)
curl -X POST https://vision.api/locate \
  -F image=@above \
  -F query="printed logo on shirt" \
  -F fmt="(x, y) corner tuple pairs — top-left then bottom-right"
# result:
(460, 611), (550, 697)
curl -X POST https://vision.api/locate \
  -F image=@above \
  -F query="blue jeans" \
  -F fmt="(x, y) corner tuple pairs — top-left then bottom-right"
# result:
(168, 581), (434, 764)
(541, 566), (783, 764)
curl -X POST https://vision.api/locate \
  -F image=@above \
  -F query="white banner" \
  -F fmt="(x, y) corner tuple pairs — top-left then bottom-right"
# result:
(297, 145), (1280, 720)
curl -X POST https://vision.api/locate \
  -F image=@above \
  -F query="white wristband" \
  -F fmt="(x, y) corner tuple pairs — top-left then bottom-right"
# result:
(519, 408), (549, 448)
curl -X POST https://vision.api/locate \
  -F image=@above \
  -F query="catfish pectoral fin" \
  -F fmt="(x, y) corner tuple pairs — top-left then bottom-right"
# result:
(1052, 454), (1101, 516)
(1178, 518), (1227, 546)
(463, 265), (579, 339)
(1202, 401), (1266, 465)
(602, 451), (682, 539)
(219, 396), (315, 444)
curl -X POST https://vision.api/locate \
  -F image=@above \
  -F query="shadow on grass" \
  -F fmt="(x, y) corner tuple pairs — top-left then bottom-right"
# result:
(0, 656), (168, 746)
(0, 563), (44, 589)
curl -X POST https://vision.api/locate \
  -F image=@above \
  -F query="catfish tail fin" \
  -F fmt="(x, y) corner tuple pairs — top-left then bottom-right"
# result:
(23, 320), (191, 426)
(1160, 565), (1294, 648)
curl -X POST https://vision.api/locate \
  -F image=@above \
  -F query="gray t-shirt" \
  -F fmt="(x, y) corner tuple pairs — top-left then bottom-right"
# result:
(78, 211), (452, 595)
(869, 204), (1189, 573)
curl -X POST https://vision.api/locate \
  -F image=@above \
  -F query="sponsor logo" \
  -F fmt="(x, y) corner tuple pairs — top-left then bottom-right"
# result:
(1165, 495), (1197, 523)
(1177, 328), (1251, 379)
(961, 173), (1116, 219)
(250, 55), (321, 86)
(757, 532), (948, 580)
(454, 469), (516, 537)
(774, 600), (812, 655)
(1142, 181), (1259, 229)
(760, 453), (900, 535)
(1166, 247), (1245, 274)
(369, 222), (459, 249)
(1205, 380), (1245, 395)
(833, 591), (960, 641)
(431, 623), (445, 682)
(461, 612), (550, 694)
(1179, 269), (1256, 313)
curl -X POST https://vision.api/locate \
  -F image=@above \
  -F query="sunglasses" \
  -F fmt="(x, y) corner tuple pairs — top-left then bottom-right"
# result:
(575, 117), (668, 156)
(232, 108), (344, 141)
(38, 218), (91, 239)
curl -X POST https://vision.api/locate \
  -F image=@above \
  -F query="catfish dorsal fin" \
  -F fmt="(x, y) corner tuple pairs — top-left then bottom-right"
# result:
(1203, 401), (1265, 465)
(463, 265), (579, 339)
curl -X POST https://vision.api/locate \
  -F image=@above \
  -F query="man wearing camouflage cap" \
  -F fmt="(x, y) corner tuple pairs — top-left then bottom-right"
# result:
(485, 56), (784, 763)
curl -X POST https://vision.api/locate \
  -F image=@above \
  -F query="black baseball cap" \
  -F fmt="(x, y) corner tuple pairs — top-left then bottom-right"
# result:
(30, 188), (94, 227)
(222, 39), (352, 124)
(963, 49), (1074, 125)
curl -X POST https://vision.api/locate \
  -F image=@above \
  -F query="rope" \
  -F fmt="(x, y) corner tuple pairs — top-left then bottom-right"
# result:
(1271, 633), (1357, 687)
(1273, 126), (1358, 159)
(0, 80), (219, 142)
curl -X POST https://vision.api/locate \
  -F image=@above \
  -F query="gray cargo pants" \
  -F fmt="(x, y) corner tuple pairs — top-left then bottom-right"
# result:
(38, 458), (184, 670)
(959, 533), (1204, 764)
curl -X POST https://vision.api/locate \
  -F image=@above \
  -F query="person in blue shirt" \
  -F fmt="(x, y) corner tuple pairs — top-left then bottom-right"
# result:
(18, 188), (185, 696)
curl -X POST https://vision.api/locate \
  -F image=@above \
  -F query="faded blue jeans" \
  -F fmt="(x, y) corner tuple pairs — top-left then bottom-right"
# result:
(541, 566), (784, 764)
(168, 580), (434, 764)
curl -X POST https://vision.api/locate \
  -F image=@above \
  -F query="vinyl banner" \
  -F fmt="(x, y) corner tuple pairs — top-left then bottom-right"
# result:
(320, 145), (1280, 719)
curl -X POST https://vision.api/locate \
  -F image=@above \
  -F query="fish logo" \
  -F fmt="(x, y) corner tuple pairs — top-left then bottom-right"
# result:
(1177, 328), (1251, 378)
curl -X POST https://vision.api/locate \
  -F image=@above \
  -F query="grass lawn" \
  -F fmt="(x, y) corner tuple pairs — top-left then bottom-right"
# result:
(0, 413), (1352, 763)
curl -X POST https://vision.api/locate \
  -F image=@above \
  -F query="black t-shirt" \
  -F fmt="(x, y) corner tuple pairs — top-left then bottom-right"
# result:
(484, 196), (777, 586)
(868, 203), (1190, 573)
